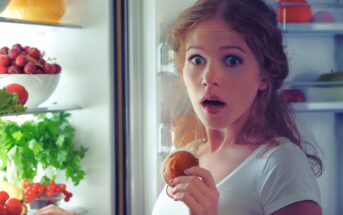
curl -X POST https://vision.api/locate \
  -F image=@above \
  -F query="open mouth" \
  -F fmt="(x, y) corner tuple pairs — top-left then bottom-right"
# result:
(201, 99), (226, 107)
(201, 95), (226, 109)
(200, 96), (226, 114)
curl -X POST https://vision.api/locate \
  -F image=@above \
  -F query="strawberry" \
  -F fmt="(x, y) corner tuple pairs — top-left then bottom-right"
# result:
(28, 48), (41, 59)
(12, 43), (23, 51)
(8, 65), (22, 74)
(8, 48), (21, 59)
(53, 63), (62, 74)
(24, 61), (37, 74)
(36, 68), (44, 74)
(0, 55), (11, 66)
(44, 63), (56, 74)
(36, 58), (46, 68)
(23, 46), (31, 54)
(14, 54), (28, 67)
(0, 66), (8, 74)
(6, 83), (29, 105)
(0, 47), (9, 55)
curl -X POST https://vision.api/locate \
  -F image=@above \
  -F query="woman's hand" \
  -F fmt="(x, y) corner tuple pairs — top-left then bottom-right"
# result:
(168, 166), (219, 215)
(35, 204), (76, 215)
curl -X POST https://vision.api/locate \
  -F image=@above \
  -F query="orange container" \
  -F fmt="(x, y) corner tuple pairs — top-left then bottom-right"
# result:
(277, 0), (312, 23)
(4, 0), (66, 23)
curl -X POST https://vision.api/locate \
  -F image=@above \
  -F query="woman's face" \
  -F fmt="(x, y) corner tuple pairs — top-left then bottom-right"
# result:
(182, 17), (266, 130)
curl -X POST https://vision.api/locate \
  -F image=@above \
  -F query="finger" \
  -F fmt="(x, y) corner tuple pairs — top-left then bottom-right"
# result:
(185, 166), (217, 189)
(174, 192), (202, 215)
(35, 204), (55, 213)
(35, 204), (63, 215)
(171, 175), (215, 201)
(172, 182), (208, 204)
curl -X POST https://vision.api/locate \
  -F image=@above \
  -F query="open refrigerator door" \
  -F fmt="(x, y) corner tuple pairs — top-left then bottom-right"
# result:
(0, 0), (119, 214)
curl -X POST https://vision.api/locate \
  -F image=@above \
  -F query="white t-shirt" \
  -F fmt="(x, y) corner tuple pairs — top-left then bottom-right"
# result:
(152, 137), (321, 215)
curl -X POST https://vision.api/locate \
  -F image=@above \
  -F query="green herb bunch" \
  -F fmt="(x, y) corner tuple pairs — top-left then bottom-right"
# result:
(0, 88), (26, 115)
(0, 112), (88, 186)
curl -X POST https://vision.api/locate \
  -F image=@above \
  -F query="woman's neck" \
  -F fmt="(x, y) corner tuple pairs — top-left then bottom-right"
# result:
(206, 129), (236, 152)
(205, 109), (251, 152)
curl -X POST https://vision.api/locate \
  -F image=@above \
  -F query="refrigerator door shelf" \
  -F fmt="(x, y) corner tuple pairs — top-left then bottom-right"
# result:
(292, 101), (343, 112)
(279, 23), (343, 35)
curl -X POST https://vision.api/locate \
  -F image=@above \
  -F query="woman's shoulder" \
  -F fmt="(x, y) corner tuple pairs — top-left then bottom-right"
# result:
(260, 137), (306, 159)
(258, 137), (313, 176)
(256, 137), (321, 212)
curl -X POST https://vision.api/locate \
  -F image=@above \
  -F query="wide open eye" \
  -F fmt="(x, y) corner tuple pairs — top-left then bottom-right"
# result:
(224, 55), (243, 67)
(190, 55), (206, 65)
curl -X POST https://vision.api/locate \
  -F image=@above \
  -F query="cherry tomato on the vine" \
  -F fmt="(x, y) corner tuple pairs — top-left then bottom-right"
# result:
(5, 198), (22, 215)
(0, 191), (9, 205)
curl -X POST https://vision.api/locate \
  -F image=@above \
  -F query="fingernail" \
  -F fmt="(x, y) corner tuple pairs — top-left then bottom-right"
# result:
(168, 179), (174, 185)
(184, 169), (190, 175)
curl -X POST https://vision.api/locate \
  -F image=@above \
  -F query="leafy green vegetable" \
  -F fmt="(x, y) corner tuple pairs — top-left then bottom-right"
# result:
(0, 112), (88, 186)
(0, 88), (26, 115)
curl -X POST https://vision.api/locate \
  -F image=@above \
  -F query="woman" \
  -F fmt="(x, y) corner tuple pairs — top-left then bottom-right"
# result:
(152, 0), (322, 214)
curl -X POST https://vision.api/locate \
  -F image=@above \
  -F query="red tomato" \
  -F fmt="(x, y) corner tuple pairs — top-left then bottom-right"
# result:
(5, 83), (29, 105)
(0, 205), (5, 215)
(5, 198), (22, 215)
(0, 191), (9, 205)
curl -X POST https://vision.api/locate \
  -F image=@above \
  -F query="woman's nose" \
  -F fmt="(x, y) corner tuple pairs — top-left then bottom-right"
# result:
(202, 63), (219, 87)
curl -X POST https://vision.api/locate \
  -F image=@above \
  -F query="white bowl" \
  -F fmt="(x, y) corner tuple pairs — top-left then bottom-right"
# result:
(0, 74), (60, 107)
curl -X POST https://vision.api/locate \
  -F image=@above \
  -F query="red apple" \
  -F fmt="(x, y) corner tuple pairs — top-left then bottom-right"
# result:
(280, 88), (305, 103)
(5, 83), (29, 105)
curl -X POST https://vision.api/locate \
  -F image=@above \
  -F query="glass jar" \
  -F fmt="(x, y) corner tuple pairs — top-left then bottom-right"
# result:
(29, 194), (63, 210)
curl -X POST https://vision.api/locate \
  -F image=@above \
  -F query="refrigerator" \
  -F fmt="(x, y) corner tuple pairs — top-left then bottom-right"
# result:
(126, 0), (343, 215)
(0, 0), (120, 214)
(1, 0), (342, 215)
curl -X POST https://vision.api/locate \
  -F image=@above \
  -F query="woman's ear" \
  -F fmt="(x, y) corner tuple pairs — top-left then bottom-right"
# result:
(259, 77), (268, 90)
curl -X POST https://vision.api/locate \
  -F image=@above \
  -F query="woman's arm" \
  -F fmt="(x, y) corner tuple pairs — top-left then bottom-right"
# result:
(35, 204), (77, 215)
(271, 200), (321, 215)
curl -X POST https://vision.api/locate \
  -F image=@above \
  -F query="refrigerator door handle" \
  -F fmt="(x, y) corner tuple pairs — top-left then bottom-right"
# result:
(158, 123), (172, 155)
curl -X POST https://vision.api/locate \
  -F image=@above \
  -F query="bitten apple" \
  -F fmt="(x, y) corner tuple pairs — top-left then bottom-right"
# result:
(162, 150), (199, 186)
(5, 83), (29, 105)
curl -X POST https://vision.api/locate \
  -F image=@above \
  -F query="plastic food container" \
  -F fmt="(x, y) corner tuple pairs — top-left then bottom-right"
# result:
(3, 0), (65, 23)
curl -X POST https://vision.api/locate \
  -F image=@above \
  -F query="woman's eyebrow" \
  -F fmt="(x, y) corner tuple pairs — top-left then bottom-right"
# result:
(186, 45), (204, 51)
(219, 45), (246, 53)
(186, 45), (246, 53)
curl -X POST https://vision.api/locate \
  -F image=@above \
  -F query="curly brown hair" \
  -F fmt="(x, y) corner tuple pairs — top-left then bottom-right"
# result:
(167, 0), (322, 176)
